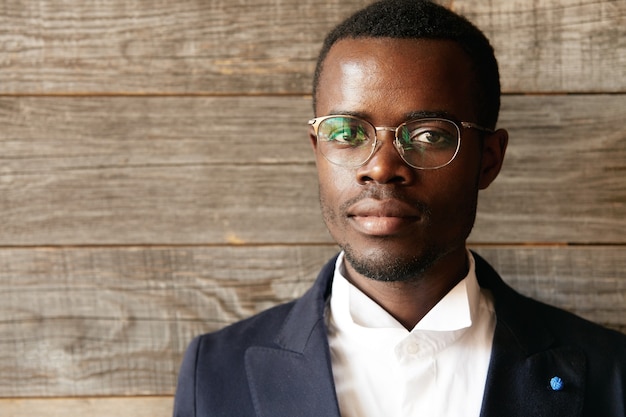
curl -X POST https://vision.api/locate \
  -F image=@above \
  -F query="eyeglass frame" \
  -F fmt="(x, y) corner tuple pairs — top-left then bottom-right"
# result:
(308, 114), (495, 170)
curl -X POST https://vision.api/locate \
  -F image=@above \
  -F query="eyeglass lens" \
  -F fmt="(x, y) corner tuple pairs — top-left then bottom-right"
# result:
(315, 116), (460, 169)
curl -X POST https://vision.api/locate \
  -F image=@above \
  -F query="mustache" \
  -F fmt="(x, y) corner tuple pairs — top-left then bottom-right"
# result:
(339, 187), (431, 217)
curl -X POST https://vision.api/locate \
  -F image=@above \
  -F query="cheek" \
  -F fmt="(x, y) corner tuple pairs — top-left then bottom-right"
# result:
(317, 155), (351, 191)
(423, 151), (481, 205)
(426, 162), (481, 231)
(441, 146), (483, 193)
(316, 161), (338, 212)
(316, 162), (354, 219)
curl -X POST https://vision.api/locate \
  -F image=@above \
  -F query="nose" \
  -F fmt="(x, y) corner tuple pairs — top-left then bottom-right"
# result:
(356, 130), (415, 185)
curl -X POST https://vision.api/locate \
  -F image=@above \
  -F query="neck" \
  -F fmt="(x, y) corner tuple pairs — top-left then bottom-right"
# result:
(342, 248), (469, 330)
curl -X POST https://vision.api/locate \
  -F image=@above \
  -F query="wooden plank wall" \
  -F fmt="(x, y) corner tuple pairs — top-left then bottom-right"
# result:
(1, 0), (624, 415)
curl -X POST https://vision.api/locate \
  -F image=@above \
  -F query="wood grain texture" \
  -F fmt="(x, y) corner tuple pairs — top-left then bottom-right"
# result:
(474, 94), (626, 242)
(0, 0), (623, 94)
(1, 95), (624, 245)
(0, 0), (363, 95)
(0, 245), (623, 397)
(0, 396), (172, 417)
(0, 245), (338, 397)
(472, 246), (626, 334)
(455, 0), (626, 92)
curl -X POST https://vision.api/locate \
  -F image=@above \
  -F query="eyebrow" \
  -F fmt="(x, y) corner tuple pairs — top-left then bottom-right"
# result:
(327, 109), (368, 118)
(405, 110), (457, 120)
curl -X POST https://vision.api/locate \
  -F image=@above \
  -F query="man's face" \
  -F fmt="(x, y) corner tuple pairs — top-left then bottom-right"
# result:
(312, 37), (504, 282)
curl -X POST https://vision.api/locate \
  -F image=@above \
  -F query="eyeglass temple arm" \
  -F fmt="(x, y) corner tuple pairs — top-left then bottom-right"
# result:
(461, 122), (495, 134)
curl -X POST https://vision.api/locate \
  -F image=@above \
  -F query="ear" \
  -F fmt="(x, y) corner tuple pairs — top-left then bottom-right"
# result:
(478, 128), (508, 190)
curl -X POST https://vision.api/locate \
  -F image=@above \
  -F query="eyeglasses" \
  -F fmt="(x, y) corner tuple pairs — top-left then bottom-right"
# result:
(308, 115), (494, 170)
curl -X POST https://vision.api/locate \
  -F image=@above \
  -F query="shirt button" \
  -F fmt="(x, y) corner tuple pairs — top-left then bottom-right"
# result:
(406, 342), (419, 354)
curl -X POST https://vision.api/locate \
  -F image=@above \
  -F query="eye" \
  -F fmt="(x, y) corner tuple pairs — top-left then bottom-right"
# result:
(321, 119), (370, 146)
(400, 125), (456, 150)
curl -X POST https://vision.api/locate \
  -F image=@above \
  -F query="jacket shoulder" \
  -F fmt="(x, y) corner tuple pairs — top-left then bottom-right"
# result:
(519, 292), (626, 355)
(200, 299), (298, 350)
(173, 300), (300, 417)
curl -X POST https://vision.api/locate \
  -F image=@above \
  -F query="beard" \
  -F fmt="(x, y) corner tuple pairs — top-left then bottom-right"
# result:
(341, 240), (444, 283)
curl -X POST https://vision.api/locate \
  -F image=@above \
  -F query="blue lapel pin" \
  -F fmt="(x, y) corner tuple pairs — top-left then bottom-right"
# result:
(550, 376), (564, 391)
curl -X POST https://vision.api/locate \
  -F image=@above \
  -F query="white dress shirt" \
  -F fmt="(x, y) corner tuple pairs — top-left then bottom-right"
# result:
(326, 251), (496, 417)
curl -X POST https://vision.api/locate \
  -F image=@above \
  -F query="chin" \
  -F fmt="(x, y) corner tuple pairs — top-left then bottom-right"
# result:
(342, 242), (440, 283)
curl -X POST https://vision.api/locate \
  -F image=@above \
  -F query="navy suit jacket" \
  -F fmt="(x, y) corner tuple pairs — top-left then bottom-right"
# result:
(173, 253), (626, 416)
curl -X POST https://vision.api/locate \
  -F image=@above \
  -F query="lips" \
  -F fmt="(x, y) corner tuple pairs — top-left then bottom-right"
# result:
(347, 198), (423, 236)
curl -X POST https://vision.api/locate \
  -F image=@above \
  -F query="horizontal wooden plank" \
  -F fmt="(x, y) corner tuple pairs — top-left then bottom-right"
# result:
(0, 0), (622, 94)
(456, 0), (626, 93)
(473, 245), (626, 334)
(1, 95), (624, 245)
(0, 0), (360, 95)
(0, 396), (172, 417)
(0, 245), (623, 397)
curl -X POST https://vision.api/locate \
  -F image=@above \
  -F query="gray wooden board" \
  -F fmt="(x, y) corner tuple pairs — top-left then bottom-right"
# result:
(0, 95), (624, 245)
(0, 245), (623, 397)
(0, 0), (622, 94)
(0, 397), (173, 417)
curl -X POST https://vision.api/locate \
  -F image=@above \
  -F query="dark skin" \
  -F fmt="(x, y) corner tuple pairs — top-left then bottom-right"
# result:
(311, 38), (508, 330)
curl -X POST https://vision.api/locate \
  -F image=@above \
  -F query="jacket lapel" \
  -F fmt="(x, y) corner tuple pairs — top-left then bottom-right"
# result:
(245, 256), (342, 417)
(474, 253), (586, 417)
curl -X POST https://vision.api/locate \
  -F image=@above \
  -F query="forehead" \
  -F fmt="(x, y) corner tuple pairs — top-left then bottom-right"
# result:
(316, 37), (476, 121)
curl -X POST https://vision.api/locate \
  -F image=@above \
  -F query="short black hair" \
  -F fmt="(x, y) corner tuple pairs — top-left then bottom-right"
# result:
(313, 0), (501, 128)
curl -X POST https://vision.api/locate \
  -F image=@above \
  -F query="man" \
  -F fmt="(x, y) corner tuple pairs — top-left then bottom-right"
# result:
(173, 1), (626, 416)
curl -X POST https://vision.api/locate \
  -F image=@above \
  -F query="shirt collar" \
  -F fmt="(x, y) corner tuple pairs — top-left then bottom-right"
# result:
(330, 250), (481, 334)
